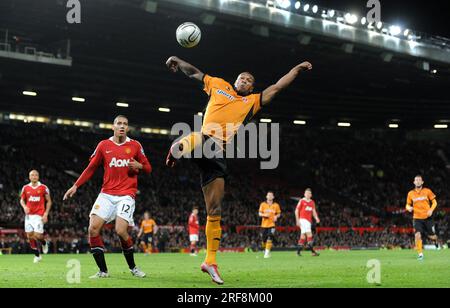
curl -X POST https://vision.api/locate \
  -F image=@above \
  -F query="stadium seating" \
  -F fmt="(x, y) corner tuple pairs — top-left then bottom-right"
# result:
(0, 122), (448, 252)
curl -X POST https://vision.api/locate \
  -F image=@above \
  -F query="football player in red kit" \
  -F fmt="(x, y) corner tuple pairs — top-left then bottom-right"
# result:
(188, 207), (200, 256)
(20, 170), (52, 263)
(63, 115), (152, 279)
(295, 188), (320, 256)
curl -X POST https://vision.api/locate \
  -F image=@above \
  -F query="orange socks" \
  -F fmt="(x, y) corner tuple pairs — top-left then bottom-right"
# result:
(205, 216), (222, 265)
(417, 239), (423, 254)
(265, 240), (273, 252)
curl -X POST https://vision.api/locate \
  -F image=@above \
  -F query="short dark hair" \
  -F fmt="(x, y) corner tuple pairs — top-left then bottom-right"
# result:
(415, 175), (423, 180)
(305, 188), (312, 193)
(240, 72), (256, 85)
(267, 191), (275, 195)
(114, 115), (128, 124)
(193, 206), (199, 211)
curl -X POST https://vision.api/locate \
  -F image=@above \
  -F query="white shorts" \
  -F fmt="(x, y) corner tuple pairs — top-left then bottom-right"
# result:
(189, 234), (199, 242)
(90, 193), (135, 226)
(299, 219), (312, 234)
(25, 215), (44, 234)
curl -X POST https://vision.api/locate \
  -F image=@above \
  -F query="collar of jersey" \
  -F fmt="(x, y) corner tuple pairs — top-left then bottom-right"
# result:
(28, 182), (42, 188)
(109, 137), (131, 146)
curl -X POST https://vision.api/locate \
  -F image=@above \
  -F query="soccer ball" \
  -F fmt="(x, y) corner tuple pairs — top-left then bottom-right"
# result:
(176, 22), (201, 48)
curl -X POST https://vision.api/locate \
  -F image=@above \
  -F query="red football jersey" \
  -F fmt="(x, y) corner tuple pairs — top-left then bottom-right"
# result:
(20, 182), (49, 216)
(75, 137), (152, 198)
(296, 199), (316, 223)
(188, 213), (199, 235)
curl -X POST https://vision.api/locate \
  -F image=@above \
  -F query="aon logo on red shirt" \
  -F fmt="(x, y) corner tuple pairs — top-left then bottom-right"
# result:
(305, 206), (313, 211)
(109, 158), (130, 168)
(29, 196), (41, 202)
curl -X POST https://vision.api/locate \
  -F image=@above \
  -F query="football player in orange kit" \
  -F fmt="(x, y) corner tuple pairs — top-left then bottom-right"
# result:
(165, 56), (312, 284)
(406, 175), (440, 260)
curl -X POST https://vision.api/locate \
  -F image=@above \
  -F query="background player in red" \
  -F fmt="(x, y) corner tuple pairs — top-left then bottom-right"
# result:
(20, 170), (52, 263)
(188, 207), (200, 256)
(63, 115), (152, 279)
(295, 188), (320, 256)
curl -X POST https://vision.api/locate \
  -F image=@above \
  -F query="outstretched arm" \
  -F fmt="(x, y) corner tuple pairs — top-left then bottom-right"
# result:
(261, 61), (312, 106)
(166, 56), (204, 82)
(63, 146), (103, 200)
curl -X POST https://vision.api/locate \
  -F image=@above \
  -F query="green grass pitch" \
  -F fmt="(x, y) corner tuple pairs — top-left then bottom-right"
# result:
(0, 250), (449, 288)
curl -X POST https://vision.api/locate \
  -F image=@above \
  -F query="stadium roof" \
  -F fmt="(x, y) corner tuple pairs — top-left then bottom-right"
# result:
(0, 0), (449, 129)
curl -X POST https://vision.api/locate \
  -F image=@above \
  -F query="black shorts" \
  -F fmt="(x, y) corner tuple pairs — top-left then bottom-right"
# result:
(141, 233), (153, 244)
(193, 135), (229, 187)
(413, 219), (436, 237)
(261, 227), (276, 241)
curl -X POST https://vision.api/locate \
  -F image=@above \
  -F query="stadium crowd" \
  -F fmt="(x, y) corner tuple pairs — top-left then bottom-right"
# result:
(0, 123), (448, 253)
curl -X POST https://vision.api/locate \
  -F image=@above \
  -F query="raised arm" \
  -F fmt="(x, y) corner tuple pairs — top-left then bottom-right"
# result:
(261, 61), (312, 106)
(166, 56), (204, 82)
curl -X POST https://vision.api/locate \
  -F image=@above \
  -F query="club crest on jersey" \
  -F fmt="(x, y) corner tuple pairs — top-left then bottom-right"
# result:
(109, 157), (130, 168)
(94, 204), (100, 210)
(125, 147), (131, 154)
(243, 97), (248, 103)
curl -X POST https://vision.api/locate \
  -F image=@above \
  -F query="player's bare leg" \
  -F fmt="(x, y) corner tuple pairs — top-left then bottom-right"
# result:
(88, 214), (109, 278)
(200, 177), (225, 285)
(415, 232), (424, 260)
(26, 232), (42, 263)
(116, 217), (146, 278)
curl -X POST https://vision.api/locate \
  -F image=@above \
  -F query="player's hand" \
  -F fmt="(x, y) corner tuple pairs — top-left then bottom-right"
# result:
(166, 56), (179, 73)
(23, 206), (30, 215)
(42, 213), (48, 224)
(298, 61), (312, 72)
(427, 210), (433, 217)
(63, 185), (77, 201)
(128, 158), (142, 171)
(316, 219), (320, 224)
(406, 206), (413, 213)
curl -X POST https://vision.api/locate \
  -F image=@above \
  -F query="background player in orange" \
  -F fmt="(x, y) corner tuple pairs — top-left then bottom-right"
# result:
(406, 175), (440, 260)
(137, 211), (157, 255)
(259, 191), (281, 259)
(295, 188), (320, 257)
(188, 207), (200, 256)
(63, 115), (152, 278)
(165, 55), (312, 284)
(20, 170), (52, 263)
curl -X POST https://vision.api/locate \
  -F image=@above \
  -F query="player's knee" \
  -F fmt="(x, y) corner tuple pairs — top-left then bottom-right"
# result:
(88, 225), (101, 237)
(115, 227), (128, 239)
(206, 201), (221, 216)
